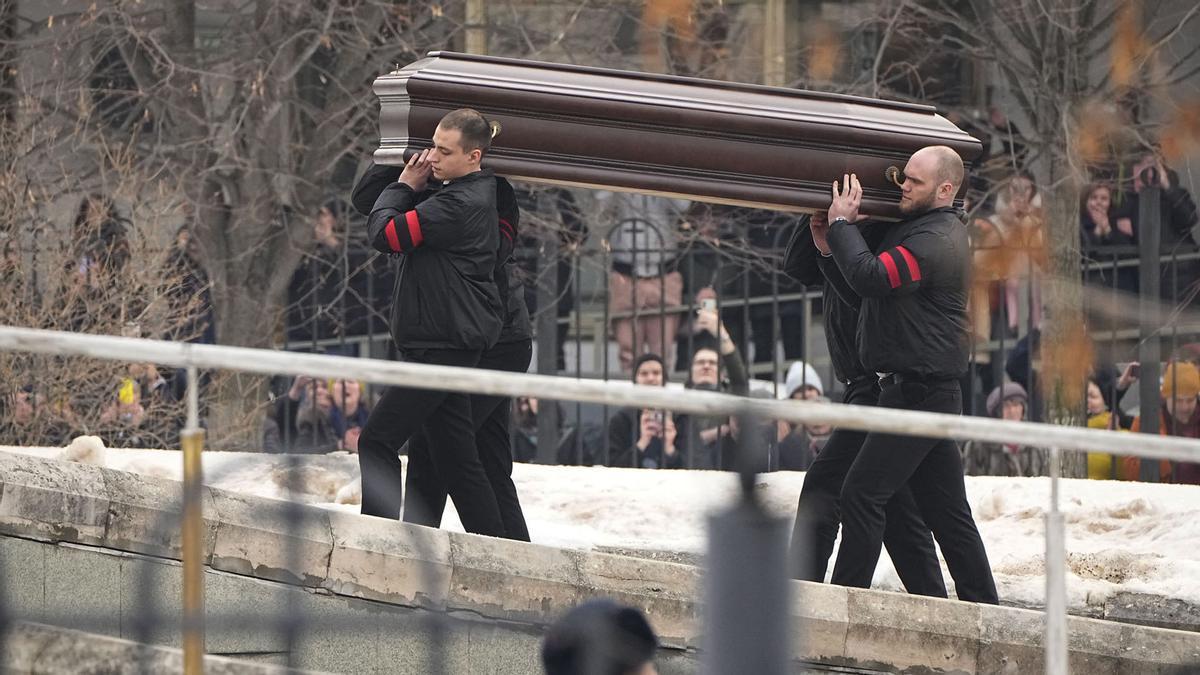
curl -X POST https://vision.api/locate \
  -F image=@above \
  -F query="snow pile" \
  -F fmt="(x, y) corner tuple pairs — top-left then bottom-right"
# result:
(59, 435), (107, 465)
(3, 440), (1199, 615)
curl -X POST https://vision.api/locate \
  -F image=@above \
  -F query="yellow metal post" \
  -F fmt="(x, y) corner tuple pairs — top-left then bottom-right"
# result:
(181, 366), (205, 674)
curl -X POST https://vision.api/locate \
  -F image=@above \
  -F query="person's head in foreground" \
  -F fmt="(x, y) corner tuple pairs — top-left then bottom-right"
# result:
(542, 599), (659, 675)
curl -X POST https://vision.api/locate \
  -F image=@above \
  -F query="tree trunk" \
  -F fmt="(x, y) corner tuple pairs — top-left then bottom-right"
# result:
(204, 287), (283, 451)
(195, 185), (311, 452)
(0, 0), (15, 129)
(1041, 152), (1090, 478)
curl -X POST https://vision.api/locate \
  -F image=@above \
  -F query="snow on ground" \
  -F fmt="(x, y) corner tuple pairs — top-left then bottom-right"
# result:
(4, 440), (1200, 616)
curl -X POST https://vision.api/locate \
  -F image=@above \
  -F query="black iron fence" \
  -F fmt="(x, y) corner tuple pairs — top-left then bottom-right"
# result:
(270, 203), (1200, 480)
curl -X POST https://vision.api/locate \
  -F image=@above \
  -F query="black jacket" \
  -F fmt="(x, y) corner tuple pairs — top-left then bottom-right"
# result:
(675, 350), (750, 470)
(365, 169), (502, 351)
(353, 163), (530, 345)
(1111, 172), (1199, 249)
(494, 179), (533, 343)
(782, 217), (888, 385)
(826, 207), (971, 379)
(606, 407), (684, 470)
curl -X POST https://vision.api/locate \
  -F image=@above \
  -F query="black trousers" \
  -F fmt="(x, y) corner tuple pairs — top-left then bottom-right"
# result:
(404, 339), (532, 541)
(790, 377), (947, 597)
(358, 347), (505, 537)
(831, 378), (999, 604)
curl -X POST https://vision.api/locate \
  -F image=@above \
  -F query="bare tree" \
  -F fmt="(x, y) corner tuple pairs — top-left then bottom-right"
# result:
(1, 0), (784, 450)
(825, 0), (1200, 476)
(0, 124), (209, 448)
(2, 1), (476, 446)
(22, 0), (1168, 453)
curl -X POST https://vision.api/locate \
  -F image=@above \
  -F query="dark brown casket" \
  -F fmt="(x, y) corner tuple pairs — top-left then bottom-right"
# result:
(373, 52), (981, 217)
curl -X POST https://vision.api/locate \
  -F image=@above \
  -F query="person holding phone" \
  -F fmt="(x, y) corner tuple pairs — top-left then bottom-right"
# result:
(673, 307), (749, 470)
(606, 353), (681, 469)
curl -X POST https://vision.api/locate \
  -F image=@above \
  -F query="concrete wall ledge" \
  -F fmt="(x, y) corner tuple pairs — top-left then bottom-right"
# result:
(2, 452), (1199, 674)
(3, 620), (317, 674)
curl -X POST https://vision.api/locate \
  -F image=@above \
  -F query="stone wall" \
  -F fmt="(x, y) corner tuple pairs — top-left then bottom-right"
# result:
(2, 620), (311, 674)
(1, 452), (1198, 674)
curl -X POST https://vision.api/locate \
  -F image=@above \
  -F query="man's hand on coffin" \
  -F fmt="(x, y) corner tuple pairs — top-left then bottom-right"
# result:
(399, 149), (433, 192)
(828, 173), (862, 224)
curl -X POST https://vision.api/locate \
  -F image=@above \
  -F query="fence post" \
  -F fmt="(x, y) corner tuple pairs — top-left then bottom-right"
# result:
(702, 407), (789, 675)
(181, 365), (206, 675)
(536, 237), (561, 464)
(1044, 445), (1068, 675)
(1137, 176), (1162, 482)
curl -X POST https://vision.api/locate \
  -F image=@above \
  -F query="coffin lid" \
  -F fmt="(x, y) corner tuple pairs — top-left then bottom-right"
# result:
(373, 52), (981, 217)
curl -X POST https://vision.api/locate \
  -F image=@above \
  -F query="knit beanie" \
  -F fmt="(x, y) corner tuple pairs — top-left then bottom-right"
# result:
(986, 381), (1028, 417)
(1161, 362), (1200, 398)
(783, 361), (823, 399)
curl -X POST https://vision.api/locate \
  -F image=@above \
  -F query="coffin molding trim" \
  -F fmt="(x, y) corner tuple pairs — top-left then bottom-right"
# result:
(374, 52), (982, 216)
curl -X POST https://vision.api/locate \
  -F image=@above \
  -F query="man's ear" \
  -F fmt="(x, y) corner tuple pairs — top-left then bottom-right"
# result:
(470, 148), (482, 164)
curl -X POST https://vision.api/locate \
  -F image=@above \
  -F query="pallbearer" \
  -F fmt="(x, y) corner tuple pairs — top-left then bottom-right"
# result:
(357, 109), (506, 537)
(819, 146), (999, 604)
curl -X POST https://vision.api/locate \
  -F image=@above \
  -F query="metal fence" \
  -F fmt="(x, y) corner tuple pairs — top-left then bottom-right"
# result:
(266, 193), (1200, 477)
(3, 327), (1200, 674)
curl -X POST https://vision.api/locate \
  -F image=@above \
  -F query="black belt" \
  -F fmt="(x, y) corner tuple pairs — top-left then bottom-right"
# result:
(877, 372), (957, 387)
(843, 374), (878, 388)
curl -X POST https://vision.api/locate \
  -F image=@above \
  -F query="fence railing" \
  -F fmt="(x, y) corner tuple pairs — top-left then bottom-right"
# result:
(277, 221), (1200, 471)
(3, 325), (1200, 674)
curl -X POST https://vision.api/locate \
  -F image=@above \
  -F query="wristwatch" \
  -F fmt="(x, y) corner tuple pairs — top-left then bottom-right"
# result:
(830, 216), (849, 225)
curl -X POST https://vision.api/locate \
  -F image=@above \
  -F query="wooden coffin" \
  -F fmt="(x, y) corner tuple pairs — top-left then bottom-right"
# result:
(373, 52), (981, 217)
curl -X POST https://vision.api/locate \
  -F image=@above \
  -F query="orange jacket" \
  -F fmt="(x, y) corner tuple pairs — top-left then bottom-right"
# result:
(1126, 406), (1200, 482)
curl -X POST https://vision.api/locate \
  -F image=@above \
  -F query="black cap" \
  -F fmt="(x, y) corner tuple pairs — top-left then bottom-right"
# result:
(630, 352), (665, 383)
(541, 599), (658, 675)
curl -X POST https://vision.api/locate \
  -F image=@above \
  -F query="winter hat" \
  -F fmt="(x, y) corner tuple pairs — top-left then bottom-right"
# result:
(986, 381), (1028, 417)
(321, 197), (345, 219)
(1161, 361), (1200, 398)
(541, 599), (658, 675)
(1173, 342), (1200, 365)
(783, 361), (823, 399)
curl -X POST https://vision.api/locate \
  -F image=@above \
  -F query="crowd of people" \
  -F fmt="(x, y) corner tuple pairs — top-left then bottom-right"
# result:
(3, 133), (1199, 491)
(5, 105), (1200, 644)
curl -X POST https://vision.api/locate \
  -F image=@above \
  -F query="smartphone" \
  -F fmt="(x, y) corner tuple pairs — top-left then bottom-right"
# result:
(1129, 363), (1140, 378)
(701, 298), (717, 312)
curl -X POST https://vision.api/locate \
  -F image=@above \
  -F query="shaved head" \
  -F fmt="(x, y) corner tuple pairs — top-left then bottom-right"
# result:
(901, 146), (965, 213)
(913, 146), (965, 192)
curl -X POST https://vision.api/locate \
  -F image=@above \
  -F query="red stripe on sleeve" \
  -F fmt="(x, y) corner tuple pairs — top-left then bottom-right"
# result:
(384, 218), (402, 252)
(500, 228), (513, 243)
(896, 245), (922, 282)
(879, 251), (901, 289)
(405, 210), (423, 248)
